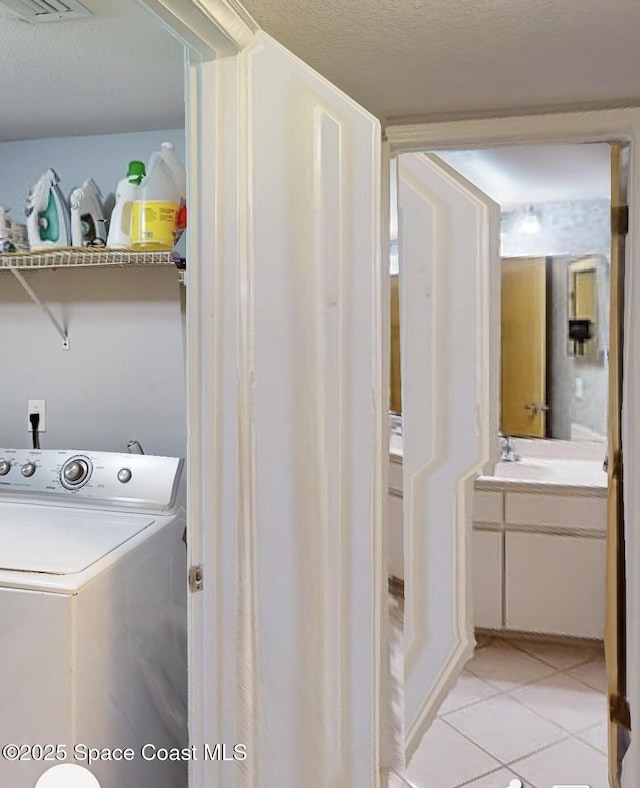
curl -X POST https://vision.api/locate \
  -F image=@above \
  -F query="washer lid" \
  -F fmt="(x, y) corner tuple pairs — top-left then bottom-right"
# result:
(0, 505), (155, 575)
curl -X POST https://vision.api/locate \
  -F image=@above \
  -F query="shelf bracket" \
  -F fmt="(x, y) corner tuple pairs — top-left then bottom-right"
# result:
(10, 269), (70, 350)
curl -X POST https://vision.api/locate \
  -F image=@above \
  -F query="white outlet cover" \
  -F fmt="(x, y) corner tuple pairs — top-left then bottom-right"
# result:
(27, 399), (46, 432)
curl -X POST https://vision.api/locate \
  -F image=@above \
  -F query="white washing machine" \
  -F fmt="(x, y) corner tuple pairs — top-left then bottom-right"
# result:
(0, 448), (188, 788)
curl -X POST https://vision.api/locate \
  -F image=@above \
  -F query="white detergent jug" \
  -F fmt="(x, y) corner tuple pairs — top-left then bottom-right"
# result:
(131, 158), (180, 251)
(148, 142), (186, 203)
(107, 161), (145, 249)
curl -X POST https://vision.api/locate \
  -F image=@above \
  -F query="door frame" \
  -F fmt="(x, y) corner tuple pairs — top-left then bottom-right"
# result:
(134, 5), (389, 788)
(135, 3), (256, 786)
(388, 111), (639, 786)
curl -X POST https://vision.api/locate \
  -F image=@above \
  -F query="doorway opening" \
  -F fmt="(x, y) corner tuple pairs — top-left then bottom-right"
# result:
(0, 2), (191, 786)
(387, 140), (628, 787)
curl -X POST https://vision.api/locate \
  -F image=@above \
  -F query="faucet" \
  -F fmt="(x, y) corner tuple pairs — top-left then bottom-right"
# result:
(499, 433), (519, 463)
(389, 413), (402, 436)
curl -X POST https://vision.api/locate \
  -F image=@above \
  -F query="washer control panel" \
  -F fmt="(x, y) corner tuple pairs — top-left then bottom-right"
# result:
(60, 456), (93, 489)
(0, 449), (183, 513)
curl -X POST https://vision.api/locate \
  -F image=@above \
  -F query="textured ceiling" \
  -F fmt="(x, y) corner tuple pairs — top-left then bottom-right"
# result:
(438, 144), (611, 206)
(0, 0), (184, 141)
(242, 0), (640, 121)
(4, 0), (638, 140)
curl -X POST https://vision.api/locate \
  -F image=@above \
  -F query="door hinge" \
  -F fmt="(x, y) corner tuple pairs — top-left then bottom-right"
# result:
(612, 449), (623, 480)
(189, 564), (204, 593)
(611, 205), (629, 236)
(610, 694), (631, 730)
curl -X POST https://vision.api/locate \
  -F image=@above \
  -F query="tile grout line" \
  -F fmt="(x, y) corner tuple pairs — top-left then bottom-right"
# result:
(460, 643), (607, 724)
(441, 712), (605, 788)
(572, 729), (609, 758)
(503, 637), (602, 671)
(405, 637), (606, 788)
(439, 672), (604, 730)
(476, 634), (604, 677)
(444, 680), (607, 760)
(503, 680), (607, 741)
(452, 761), (515, 788)
(435, 654), (607, 782)
(440, 712), (574, 777)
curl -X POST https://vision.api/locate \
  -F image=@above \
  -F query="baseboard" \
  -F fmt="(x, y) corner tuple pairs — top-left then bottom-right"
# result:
(475, 626), (604, 648)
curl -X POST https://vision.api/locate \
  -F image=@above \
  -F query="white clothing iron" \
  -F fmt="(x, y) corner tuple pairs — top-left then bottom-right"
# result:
(0, 206), (28, 252)
(70, 178), (107, 247)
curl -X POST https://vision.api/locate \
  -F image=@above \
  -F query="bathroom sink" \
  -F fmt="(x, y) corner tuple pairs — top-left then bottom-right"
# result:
(493, 458), (607, 487)
(494, 460), (553, 480)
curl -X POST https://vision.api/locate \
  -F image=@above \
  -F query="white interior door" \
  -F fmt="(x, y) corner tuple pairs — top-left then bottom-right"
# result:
(189, 32), (387, 788)
(398, 153), (500, 760)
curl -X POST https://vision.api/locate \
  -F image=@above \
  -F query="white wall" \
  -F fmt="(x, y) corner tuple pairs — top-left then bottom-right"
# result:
(501, 199), (610, 258)
(0, 128), (185, 221)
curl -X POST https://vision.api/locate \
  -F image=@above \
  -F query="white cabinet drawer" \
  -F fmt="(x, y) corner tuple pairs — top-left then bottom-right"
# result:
(388, 493), (404, 581)
(505, 492), (606, 533)
(473, 491), (503, 524)
(505, 532), (606, 638)
(473, 530), (503, 630)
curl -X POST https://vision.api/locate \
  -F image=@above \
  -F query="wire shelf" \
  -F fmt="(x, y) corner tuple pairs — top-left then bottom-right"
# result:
(0, 248), (177, 270)
(2, 247), (185, 348)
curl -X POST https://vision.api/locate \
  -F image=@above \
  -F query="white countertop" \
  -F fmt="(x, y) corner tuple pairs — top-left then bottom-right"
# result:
(388, 432), (607, 496)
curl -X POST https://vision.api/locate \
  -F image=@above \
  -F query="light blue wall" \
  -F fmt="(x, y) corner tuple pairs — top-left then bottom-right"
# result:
(0, 128), (185, 220)
(0, 129), (187, 458)
(0, 268), (186, 458)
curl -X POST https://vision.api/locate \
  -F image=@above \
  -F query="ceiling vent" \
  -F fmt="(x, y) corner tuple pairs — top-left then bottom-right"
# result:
(0, 0), (93, 22)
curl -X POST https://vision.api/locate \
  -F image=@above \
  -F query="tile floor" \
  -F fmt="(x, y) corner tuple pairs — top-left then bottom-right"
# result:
(391, 631), (608, 788)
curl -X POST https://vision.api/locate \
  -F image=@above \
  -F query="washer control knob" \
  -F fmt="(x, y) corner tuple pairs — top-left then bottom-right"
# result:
(0, 460), (11, 476)
(63, 460), (87, 484)
(21, 462), (36, 477)
(117, 468), (132, 484)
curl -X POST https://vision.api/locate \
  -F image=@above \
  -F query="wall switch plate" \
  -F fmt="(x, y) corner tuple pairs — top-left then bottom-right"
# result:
(575, 377), (584, 399)
(27, 399), (46, 432)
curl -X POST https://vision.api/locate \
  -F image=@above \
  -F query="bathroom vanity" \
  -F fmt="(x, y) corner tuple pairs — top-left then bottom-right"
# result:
(388, 440), (607, 640)
(472, 475), (606, 638)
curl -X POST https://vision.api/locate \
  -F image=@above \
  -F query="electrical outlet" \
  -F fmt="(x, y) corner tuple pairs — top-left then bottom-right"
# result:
(27, 399), (46, 433)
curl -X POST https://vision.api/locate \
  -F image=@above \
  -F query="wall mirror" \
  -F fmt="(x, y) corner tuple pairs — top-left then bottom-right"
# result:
(500, 253), (609, 443)
(568, 256), (599, 360)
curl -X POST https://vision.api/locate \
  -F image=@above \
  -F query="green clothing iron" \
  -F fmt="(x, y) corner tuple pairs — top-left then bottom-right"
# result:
(25, 169), (71, 251)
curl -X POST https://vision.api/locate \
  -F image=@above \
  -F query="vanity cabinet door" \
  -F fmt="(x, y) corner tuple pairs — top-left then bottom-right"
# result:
(388, 492), (404, 581)
(473, 530), (503, 630)
(505, 532), (606, 638)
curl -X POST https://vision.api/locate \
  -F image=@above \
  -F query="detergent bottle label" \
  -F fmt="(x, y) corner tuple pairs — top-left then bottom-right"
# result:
(131, 200), (179, 250)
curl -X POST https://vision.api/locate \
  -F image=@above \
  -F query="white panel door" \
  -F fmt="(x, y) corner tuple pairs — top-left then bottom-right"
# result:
(192, 32), (385, 788)
(398, 153), (500, 759)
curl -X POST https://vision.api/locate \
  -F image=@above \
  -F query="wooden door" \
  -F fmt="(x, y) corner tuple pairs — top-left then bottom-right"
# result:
(500, 257), (547, 438)
(605, 141), (630, 787)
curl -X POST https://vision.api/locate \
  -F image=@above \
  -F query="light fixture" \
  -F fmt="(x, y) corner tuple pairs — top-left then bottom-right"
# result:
(517, 205), (541, 234)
